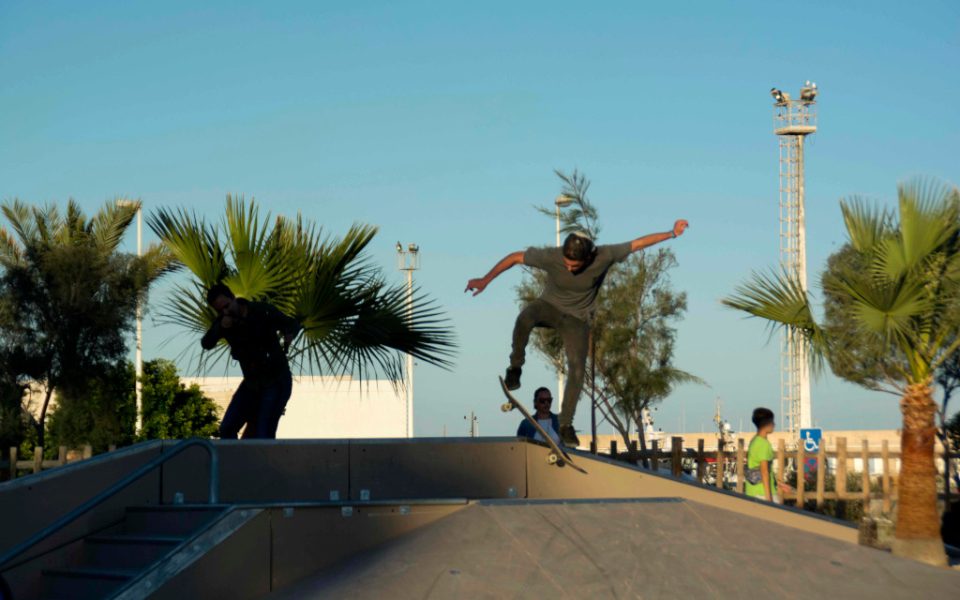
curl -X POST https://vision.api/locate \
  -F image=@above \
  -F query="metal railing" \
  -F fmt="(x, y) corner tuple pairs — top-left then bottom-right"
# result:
(0, 438), (219, 578)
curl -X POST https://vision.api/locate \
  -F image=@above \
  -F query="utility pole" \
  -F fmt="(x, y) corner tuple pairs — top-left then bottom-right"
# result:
(770, 82), (818, 435)
(465, 412), (479, 437)
(554, 194), (573, 412)
(396, 242), (420, 438)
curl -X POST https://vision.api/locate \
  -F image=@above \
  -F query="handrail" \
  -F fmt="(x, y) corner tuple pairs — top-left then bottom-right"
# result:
(0, 438), (219, 576)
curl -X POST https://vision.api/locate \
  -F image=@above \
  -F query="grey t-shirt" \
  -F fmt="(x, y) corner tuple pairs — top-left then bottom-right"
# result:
(524, 241), (632, 321)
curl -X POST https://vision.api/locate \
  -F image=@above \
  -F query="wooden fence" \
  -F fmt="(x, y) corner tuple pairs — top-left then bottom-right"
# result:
(606, 436), (959, 513)
(0, 445), (117, 481)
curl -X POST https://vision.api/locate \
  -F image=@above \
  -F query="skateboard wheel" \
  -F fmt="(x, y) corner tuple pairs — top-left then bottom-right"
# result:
(500, 403), (513, 412)
(547, 453), (558, 465)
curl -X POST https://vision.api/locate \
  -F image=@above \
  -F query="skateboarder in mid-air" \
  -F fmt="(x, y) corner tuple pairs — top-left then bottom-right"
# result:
(466, 219), (688, 447)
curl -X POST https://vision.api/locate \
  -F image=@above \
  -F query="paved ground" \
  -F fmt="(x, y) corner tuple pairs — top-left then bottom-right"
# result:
(272, 497), (960, 599)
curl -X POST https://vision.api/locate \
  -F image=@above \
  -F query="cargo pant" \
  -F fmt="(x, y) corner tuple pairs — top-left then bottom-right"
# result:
(509, 299), (590, 427)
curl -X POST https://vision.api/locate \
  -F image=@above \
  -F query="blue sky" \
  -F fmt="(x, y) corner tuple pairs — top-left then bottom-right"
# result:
(1, 1), (958, 437)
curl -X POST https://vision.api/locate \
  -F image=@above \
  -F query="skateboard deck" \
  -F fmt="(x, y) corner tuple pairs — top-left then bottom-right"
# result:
(499, 376), (586, 474)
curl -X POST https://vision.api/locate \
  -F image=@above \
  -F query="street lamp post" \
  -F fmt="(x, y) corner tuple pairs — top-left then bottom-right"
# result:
(117, 200), (143, 435)
(396, 242), (420, 438)
(554, 195), (574, 411)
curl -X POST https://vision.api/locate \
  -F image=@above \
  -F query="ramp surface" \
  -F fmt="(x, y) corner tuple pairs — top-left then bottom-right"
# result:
(272, 498), (960, 599)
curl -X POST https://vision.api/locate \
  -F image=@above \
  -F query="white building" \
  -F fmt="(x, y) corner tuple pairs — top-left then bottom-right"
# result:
(181, 376), (407, 439)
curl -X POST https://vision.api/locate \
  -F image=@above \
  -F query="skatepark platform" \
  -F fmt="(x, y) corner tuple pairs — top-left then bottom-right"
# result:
(1, 438), (957, 598)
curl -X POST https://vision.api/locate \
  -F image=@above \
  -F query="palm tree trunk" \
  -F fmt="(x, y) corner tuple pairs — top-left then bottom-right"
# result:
(893, 381), (947, 566)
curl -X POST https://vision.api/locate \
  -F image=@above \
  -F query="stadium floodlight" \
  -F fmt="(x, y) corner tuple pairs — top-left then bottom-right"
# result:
(800, 81), (818, 102)
(770, 87), (789, 105)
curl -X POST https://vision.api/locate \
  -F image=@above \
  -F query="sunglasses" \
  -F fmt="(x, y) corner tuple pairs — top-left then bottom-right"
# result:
(536, 397), (553, 403)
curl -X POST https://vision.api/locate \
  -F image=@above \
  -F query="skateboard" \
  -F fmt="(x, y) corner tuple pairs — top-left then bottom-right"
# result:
(499, 376), (587, 474)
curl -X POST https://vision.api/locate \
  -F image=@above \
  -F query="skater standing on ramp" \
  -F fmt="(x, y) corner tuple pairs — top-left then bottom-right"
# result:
(466, 220), (688, 447)
(202, 283), (302, 439)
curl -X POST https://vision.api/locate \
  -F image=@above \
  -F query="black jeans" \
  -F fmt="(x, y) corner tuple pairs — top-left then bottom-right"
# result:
(510, 299), (590, 426)
(219, 372), (293, 439)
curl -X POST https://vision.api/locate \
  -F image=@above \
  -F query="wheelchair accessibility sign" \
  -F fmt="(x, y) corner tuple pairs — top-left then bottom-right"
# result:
(800, 428), (822, 453)
(800, 428), (822, 477)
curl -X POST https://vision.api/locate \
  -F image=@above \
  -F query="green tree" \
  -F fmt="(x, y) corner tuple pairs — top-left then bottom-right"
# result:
(592, 249), (704, 461)
(45, 359), (220, 450)
(140, 359), (220, 440)
(518, 171), (700, 452)
(825, 238), (960, 510)
(149, 196), (456, 379)
(0, 199), (171, 447)
(517, 170), (603, 379)
(0, 353), (30, 453)
(723, 178), (960, 565)
(46, 362), (136, 452)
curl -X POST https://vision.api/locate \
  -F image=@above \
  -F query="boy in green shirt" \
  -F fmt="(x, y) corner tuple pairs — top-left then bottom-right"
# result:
(744, 407), (793, 502)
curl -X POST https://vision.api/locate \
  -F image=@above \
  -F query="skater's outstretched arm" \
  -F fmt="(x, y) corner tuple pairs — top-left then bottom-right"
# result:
(465, 251), (524, 296)
(629, 219), (689, 253)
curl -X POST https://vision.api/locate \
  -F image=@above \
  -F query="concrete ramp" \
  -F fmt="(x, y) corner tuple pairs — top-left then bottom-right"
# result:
(272, 498), (960, 599)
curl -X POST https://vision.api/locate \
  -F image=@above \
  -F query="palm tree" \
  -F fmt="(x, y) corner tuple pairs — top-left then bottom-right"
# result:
(723, 178), (960, 566)
(0, 199), (171, 446)
(148, 196), (455, 382)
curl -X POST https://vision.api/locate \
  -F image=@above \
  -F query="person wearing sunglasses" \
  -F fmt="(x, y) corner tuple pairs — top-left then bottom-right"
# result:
(516, 387), (561, 446)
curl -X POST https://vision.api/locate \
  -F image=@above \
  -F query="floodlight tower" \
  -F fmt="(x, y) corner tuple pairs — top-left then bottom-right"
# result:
(770, 82), (818, 435)
(396, 242), (421, 438)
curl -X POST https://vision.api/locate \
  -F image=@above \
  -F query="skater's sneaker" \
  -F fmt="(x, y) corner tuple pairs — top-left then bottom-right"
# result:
(559, 424), (580, 448)
(504, 366), (522, 390)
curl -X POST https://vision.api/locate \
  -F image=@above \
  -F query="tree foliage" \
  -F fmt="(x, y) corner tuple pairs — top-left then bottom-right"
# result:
(0, 199), (171, 446)
(46, 362), (137, 452)
(45, 359), (220, 451)
(149, 196), (456, 381)
(518, 170), (700, 452)
(140, 359), (220, 440)
(723, 177), (960, 563)
(592, 249), (704, 456)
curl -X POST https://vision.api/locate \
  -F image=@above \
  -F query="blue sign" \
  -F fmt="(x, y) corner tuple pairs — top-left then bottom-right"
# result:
(800, 428), (822, 453)
(800, 428), (823, 478)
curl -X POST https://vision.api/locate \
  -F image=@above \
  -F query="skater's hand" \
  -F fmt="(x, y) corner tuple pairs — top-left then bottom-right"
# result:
(221, 315), (235, 328)
(672, 219), (689, 238)
(465, 277), (488, 296)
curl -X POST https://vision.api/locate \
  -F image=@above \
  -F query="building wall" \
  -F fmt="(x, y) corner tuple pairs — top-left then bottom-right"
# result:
(182, 376), (407, 439)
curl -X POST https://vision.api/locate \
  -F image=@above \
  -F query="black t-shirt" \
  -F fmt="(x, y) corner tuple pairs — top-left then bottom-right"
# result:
(201, 300), (301, 380)
(523, 242), (632, 320)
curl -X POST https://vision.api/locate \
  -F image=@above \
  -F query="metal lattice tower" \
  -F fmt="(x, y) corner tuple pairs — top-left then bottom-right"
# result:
(771, 82), (818, 435)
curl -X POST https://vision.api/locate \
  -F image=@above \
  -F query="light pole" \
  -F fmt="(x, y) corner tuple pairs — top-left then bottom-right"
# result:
(554, 194), (574, 411)
(465, 411), (479, 437)
(117, 199), (143, 435)
(771, 81), (818, 435)
(396, 242), (420, 438)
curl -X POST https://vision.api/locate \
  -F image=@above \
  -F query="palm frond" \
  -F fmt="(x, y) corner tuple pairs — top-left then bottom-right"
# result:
(1, 200), (38, 248)
(0, 227), (23, 266)
(879, 178), (960, 280)
(840, 197), (890, 253)
(91, 199), (139, 252)
(148, 207), (228, 285)
(722, 269), (828, 370)
(155, 197), (457, 380)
